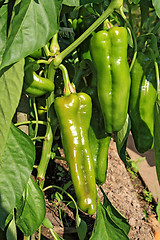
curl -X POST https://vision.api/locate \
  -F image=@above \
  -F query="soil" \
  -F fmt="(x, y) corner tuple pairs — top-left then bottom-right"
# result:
(33, 137), (160, 240)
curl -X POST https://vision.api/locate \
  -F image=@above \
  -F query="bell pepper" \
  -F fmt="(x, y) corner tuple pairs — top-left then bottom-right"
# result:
(54, 92), (97, 215)
(129, 52), (157, 153)
(90, 26), (131, 133)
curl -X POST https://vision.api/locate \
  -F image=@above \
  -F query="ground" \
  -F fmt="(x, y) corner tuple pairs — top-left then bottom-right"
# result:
(32, 137), (159, 240)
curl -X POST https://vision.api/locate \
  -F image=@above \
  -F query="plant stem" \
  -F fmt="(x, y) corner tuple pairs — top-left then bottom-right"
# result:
(43, 185), (79, 220)
(119, 6), (137, 71)
(53, 2), (119, 68)
(14, 120), (47, 127)
(32, 97), (39, 139)
(37, 123), (53, 189)
(24, 60), (50, 71)
(36, 63), (57, 190)
(38, 225), (41, 240)
(31, 136), (46, 141)
(24, 236), (30, 240)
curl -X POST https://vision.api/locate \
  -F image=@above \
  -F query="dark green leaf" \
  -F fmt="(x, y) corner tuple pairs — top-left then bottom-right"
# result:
(131, 0), (140, 4)
(16, 177), (46, 236)
(0, 124), (35, 230)
(0, 0), (63, 69)
(154, 98), (160, 184)
(0, 59), (24, 161)
(90, 198), (129, 240)
(101, 187), (130, 235)
(77, 219), (87, 240)
(152, 0), (160, 18)
(115, 114), (131, 164)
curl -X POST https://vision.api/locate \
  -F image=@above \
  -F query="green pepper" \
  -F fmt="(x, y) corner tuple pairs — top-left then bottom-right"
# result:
(54, 92), (97, 215)
(129, 52), (157, 153)
(89, 96), (111, 186)
(23, 82), (48, 97)
(23, 58), (54, 97)
(90, 27), (131, 133)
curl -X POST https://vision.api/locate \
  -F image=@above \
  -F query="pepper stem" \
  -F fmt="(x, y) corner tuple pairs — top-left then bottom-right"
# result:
(119, 6), (137, 72)
(59, 64), (72, 96)
(53, 1), (122, 68)
(50, 32), (60, 56)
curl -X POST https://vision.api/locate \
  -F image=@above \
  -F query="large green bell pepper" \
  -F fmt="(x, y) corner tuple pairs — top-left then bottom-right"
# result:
(90, 27), (131, 133)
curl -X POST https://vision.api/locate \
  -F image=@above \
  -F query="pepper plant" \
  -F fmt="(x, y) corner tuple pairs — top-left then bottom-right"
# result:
(0, 0), (160, 239)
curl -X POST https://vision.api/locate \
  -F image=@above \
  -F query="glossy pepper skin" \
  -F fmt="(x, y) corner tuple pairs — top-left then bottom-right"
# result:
(23, 58), (54, 97)
(90, 27), (131, 133)
(82, 85), (111, 185)
(54, 93), (97, 215)
(129, 52), (157, 153)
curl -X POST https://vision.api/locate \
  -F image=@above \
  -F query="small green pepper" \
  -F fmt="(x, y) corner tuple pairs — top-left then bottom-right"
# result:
(23, 58), (54, 97)
(89, 99), (111, 186)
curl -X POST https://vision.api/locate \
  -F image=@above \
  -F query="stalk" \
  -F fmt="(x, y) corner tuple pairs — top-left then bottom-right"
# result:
(53, 1), (123, 68)
(36, 63), (57, 189)
(119, 6), (137, 72)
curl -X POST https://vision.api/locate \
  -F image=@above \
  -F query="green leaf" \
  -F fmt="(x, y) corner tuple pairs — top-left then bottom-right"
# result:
(154, 98), (160, 184)
(0, 1), (8, 63)
(152, 0), (160, 18)
(115, 114), (131, 164)
(0, 0), (63, 69)
(101, 188), (130, 236)
(50, 229), (64, 240)
(131, 0), (140, 4)
(16, 177), (46, 236)
(62, 0), (104, 6)
(77, 219), (87, 240)
(0, 124), (35, 230)
(156, 201), (160, 224)
(42, 217), (53, 229)
(0, 59), (24, 161)
(6, 213), (17, 240)
(63, 0), (79, 6)
(90, 192), (130, 240)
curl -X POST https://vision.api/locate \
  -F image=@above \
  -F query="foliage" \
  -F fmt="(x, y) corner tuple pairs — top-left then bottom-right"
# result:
(0, 0), (160, 239)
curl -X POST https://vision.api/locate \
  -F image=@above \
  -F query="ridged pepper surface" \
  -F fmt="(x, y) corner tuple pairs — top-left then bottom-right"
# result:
(54, 92), (97, 215)
(90, 27), (131, 133)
